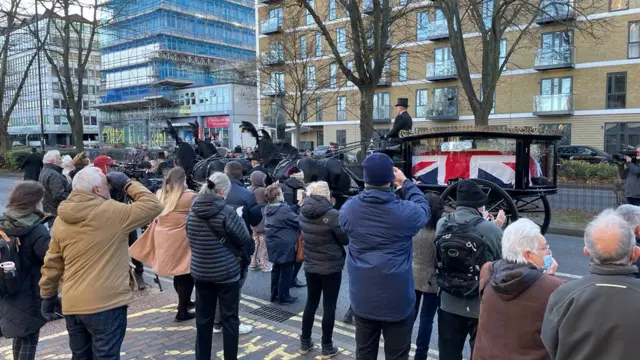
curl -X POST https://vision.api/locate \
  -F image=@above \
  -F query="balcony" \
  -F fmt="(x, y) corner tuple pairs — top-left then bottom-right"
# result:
(263, 113), (286, 127)
(363, 0), (377, 14)
(262, 86), (285, 97)
(427, 60), (457, 81)
(337, 111), (347, 121)
(367, 36), (392, 50)
(262, 51), (285, 66)
(533, 94), (574, 116)
(260, 0), (283, 4)
(377, 73), (392, 87)
(425, 21), (448, 41)
(534, 46), (575, 71)
(416, 101), (458, 120)
(536, 1), (576, 24)
(372, 106), (392, 123)
(260, 17), (283, 35)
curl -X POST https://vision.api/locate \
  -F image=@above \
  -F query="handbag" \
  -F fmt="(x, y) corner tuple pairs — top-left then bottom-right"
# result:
(295, 233), (304, 263)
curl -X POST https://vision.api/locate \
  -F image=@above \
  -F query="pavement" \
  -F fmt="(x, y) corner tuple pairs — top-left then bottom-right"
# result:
(0, 176), (593, 359)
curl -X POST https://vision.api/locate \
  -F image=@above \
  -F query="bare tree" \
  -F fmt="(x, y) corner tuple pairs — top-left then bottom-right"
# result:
(258, 7), (339, 148)
(294, 0), (424, 157)
(433, 0), (606, 125)
(33, 0), (120, 152)
(0, 0), (48, 150)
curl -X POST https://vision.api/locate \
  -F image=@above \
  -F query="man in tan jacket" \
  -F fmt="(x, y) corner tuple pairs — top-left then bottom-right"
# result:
(39, 166), (163, 359)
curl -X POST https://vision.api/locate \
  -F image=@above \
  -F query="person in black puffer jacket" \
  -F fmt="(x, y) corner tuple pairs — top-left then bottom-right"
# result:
(0, 181), (54, 360)
(280, 167), (306, 288)
(298, 181), (348, 357)
(186, 171), (254, 360)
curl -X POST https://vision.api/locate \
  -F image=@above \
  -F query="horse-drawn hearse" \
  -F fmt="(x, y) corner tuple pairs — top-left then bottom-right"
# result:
(164, 120), (563, 234)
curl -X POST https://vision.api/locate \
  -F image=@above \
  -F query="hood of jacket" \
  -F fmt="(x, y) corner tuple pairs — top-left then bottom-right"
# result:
(43, 163), (63, 173)
(300, 195), (333, 219)
(284, 177), (304, 190)
(489, 260), (543, 301)
(251, 171), (267, 187)
(265, 202), (288, 217)
(57, 191), (107, 225)
(0, 212), (49, 236)
(358, 187), (397, 205)
(191, 193), (226, 219)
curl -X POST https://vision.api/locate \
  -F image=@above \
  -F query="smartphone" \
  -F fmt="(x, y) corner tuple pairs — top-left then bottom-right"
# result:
(297, 189), (305, 202)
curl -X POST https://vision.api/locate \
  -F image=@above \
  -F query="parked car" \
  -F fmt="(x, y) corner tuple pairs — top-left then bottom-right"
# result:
(312, 145), (331, 156)
(558, 145), (612, 164)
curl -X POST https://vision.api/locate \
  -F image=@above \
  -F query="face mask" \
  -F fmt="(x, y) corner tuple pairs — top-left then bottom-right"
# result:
(543, 254), (553, 271)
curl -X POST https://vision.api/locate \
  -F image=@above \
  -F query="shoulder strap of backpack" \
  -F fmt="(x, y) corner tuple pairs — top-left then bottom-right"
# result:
(195, 213), (243, 259)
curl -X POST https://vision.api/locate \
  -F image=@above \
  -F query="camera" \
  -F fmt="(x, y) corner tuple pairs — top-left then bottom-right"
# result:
(108, 162), (163, 201)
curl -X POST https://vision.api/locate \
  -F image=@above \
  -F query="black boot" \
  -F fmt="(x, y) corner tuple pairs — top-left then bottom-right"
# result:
(135, 273), (146, 291)
(321, 342), (339, 359)
(299, 337), (315, 355)
(342, 307), (354, 324)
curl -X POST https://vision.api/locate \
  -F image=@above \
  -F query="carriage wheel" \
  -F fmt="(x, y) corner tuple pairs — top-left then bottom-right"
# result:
(512, 195), (551, 235)
(439, 178), (519, 230)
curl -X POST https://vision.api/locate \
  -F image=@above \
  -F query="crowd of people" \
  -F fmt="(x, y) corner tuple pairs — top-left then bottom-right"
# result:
(3, 146), (640, 360)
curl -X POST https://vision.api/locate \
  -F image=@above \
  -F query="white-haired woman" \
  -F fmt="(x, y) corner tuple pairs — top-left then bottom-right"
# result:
(61, 155), (74, 182)
(297, 181), (348, 357)
(186, 172), (253, 360)
(473, 218), (563, 360)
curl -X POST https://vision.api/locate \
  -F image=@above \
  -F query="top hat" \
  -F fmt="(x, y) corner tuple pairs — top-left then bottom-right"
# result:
(395, 98), (409, 107)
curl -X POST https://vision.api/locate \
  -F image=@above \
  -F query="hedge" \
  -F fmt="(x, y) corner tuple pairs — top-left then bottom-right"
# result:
(558, 160), (619, 183)
(1, 149), (77, 170)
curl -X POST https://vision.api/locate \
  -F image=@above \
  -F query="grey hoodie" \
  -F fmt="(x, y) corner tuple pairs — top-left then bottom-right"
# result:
(435, 206), (503, 318)
(249, 171), (267, 232)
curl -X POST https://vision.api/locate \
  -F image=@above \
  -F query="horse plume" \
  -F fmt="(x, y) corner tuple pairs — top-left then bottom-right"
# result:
(165, 120), (181, 144)
(259, 129), (271, 140)
(240, 121), (260, 140)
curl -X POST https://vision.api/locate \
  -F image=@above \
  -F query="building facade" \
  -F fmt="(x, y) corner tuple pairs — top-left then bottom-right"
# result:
(97, 0), (256, 146)
(3, 15), (100, 146)
(257, 0), (640, 154)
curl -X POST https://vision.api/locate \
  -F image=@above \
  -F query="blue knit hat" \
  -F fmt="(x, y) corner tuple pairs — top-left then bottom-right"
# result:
(362, 153), (395, 186)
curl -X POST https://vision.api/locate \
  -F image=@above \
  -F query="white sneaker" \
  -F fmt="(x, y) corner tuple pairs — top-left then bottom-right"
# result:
(213, 326), (222, 334)
(239, 323), (253, 335)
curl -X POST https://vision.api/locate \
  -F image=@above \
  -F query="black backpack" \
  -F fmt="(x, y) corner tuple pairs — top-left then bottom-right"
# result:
(0, 230), (23, 298)
(435, 214), (487, 299)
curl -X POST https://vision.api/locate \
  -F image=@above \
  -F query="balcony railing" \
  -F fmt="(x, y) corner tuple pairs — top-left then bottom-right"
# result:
(425, 21), (448, 41)
(372, 106), (392, 123)
(416, 101), (458, 120)
(536, 1), (576, 24)
(533, 94), (574, 116)
(263, 113), (286, 126)
(534, 45), (575, 70)
(427, 60), (457, 81)
(262, 51), (285, 66)
(378, 73), (392, 87)
(260, 17), (283, 35)
(262, 85), (285, 97)
(260, 0), (283, 4)
(367, 36), (392, 50)
(337, 111), (347, 121)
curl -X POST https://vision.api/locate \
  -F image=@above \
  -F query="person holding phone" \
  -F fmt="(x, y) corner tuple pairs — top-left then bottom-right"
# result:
(280, 167), (307, 288)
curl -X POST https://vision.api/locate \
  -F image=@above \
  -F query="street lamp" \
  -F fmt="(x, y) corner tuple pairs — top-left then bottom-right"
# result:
(34, 1), (46, 152)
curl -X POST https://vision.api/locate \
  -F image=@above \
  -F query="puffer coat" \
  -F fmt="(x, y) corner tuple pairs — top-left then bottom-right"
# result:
(264, 202), (299, 264)
(0, 213), (51, 338)
(39, 164), (70, 216)
(186, 194), (253, 283)
(299, 195), (348, 275)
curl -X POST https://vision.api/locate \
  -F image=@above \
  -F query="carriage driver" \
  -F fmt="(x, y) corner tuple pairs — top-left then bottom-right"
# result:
(385, 98), (413, 142)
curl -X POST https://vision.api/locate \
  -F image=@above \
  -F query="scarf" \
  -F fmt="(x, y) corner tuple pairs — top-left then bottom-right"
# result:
(1, 209), (43, 231)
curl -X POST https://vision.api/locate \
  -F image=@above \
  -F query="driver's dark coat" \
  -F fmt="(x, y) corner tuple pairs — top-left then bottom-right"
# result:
(386, 111), (413, 139)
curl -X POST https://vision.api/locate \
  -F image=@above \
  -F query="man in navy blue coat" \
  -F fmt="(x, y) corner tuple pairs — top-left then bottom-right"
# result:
(339, 153), (430, 359)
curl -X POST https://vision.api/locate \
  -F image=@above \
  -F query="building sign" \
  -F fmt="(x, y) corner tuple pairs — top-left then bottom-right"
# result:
(206, 116), (230, 128)
(179, 106), (191, 115)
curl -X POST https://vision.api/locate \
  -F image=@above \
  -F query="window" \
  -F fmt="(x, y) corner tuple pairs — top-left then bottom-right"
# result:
(540, 124), (571, 145)
(336, 130), (346, 146)
(337, 28), (347, 54)
(305, 66), (316, 89)
(306, 0), (315, 25)
(499, 39), (507, 69)
(315, 32), (322, 57)
(538, 77), (572, 113)
(337, 96), (347, 121)
(398, 53), (408, 81)
(416, 89), (428, 117)
(629, 21), (640, 58)
(315, 97), (323, 122)
(604, 122), (640, 153)
(541, 77), (572, 95)
(300, 35), (307, 59)
(373, 93), (391, 120)
(610, 0), (628, 11)
(606, 72), (627, 109)
(483, 0), (493, 29)
(269, 72), (285, 93)
(399, 0), (408, 4)
(54, 115), (61, 125)
(317, 130), (324, 146)
(346, 60), (354, 87)
(433, 87), (458, 117)
(540, 30), (573, 64)
(301, 96), (308, 121)
(417, 12), (429, 41)
(329, 0), (336, 20)
(329, 63), (337, 88)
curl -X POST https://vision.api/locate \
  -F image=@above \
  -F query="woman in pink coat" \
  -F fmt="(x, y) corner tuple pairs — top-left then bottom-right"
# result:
(130, 167), (197, 322)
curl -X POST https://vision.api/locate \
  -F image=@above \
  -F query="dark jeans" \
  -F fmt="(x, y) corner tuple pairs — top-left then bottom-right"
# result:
(292, 262), (302, 285)
(271, 262), (294, 301)
(173, 274), (194, 318)
(13, 332), (39, 360)
(301, 271), (342, 344)
(354, 310), (414, 360)
(195, 280), (240, 360)
(414, 291), (439, 360)
(65, 306), (128, 360)
(627, 197), (640, 206)
(437, 308), (478, 360)
(128, 231), (143, 275)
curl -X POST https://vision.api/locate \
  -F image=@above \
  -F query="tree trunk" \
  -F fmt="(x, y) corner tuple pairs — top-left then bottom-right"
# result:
(294, 124), (301, 149)
(358, 86), (375, 161)
(73, 118), (85, 152)
(0, 118), (11, 151)
(472, 100), (491, 126)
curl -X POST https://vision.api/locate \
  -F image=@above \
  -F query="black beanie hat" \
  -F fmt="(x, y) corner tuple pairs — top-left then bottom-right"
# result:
(456, 180), (487, 208)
